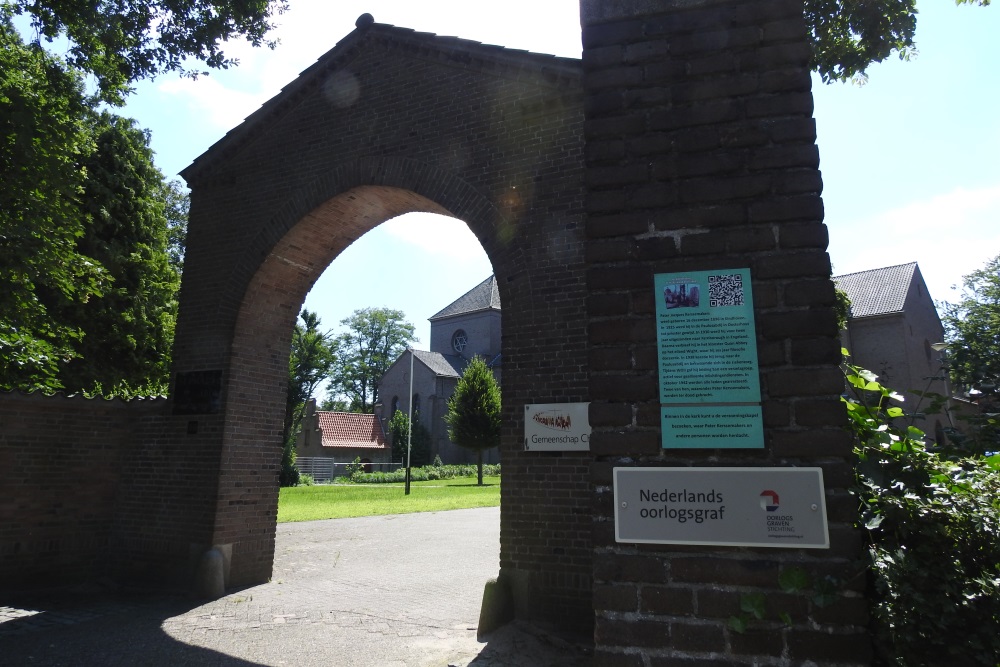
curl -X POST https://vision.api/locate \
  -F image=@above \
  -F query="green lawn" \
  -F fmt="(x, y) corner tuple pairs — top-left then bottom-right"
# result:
(277, 476), (501, 523)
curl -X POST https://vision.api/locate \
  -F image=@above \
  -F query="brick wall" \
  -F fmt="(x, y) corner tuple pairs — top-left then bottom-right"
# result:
(0, 393), (166, 589)
(580, 0), (870, 663)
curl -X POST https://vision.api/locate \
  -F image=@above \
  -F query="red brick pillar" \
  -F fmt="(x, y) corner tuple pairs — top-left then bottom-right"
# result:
(580, 1), (871, 664)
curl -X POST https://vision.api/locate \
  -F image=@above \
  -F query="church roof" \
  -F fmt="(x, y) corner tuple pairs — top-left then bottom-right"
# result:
(833, 262), (918, 318)
(316, 412), (387, 449)
(429, 275), (501, 321)
(412, 349), (465, 378)
(182, 15), (580, 181)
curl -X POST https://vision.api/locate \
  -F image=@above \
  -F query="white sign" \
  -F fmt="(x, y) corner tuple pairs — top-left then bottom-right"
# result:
(614, 467), (829, 548)
(524, 403), (591, 451)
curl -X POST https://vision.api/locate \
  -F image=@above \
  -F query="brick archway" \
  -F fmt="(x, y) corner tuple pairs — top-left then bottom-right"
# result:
(136, 18), (592, 624)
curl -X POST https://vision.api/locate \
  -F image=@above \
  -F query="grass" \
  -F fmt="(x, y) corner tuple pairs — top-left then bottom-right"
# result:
(277, 476), (501, 523)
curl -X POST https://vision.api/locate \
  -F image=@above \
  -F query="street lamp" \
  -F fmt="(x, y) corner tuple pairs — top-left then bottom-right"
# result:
(405, 347), (413, 496)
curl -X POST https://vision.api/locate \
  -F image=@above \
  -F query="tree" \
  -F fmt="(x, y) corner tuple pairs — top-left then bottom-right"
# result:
(806, 0), (990, 84)
(387, 409), (431, 469)
(1, 21), (105, 392)
(2, 20), (185, 395)
(444, 356), (501, 485)
(5, 0), (288, 103)
(942, 253), (1000, 453)
(50, 112), (181, 396)
(328, 308), (416, 414)
(282, 309), (336, 486)
(944, 253), (1000, 394)
(162, 179), (189, 275)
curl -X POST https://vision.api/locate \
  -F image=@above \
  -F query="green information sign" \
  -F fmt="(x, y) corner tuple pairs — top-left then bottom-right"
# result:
(655, 268), (764, 449)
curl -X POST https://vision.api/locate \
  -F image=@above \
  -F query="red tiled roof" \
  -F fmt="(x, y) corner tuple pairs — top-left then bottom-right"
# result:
(316, 412), (387, 449)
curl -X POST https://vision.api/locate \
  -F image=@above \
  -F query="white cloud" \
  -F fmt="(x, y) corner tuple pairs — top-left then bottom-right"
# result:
(829, 183), (1000, 303)
(380, 213), (488, 262)
(157, 75), (271, 130)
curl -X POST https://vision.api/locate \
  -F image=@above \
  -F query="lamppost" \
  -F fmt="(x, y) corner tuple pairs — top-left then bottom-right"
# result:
(405, 347), (413, 496)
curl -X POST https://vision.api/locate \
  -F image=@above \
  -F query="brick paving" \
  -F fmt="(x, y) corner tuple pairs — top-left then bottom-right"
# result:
(0, 507), (591, 666)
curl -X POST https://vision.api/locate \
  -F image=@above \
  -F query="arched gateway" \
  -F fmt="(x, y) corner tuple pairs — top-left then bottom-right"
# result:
(145, 14), (593, 624)
(2, 3), (872, 662)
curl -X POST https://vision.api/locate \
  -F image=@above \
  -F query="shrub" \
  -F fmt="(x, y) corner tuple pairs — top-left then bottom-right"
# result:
(346, 463), (500, 484)
(843, 352), (1000, 666)
(297, 474), (314, 486)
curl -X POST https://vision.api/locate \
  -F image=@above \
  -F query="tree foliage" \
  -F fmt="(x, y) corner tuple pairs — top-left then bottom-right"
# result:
(806, 0), (990, 84)
(2, 21), (181, 395)
(842, 351), (1000, 665)
(943, 252), (1000, 394)
(328, 307), (416, 414)
(51, 112), (180, 395)
(4, 0), (289, 103)
(162, 179), (189, 274)
(387, 409), (431, 469)
(444, 356), (501, 485)
(1, 19), (103, 391)
(282, 309), (336, 487)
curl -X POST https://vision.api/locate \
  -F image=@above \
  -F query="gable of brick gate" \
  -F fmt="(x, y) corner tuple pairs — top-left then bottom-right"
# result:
(109, 14), (593, 627)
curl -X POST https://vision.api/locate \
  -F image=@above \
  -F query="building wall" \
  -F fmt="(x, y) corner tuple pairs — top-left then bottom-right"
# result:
(430, 309), (502, 360)
(842, 272), (947, 437)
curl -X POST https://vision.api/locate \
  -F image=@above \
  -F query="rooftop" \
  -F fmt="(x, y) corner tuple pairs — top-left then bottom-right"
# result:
(834, 262), (919, 318)
(316, 412), (387, 449)
(430, 275), (501, 321)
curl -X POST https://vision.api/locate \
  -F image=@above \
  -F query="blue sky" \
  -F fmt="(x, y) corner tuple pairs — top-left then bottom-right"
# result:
(118, 0), (1000, 347)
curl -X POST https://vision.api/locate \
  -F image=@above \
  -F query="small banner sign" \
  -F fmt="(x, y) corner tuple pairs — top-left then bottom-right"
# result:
(614, 467), (829, 549)
(524, 403), (591, 451)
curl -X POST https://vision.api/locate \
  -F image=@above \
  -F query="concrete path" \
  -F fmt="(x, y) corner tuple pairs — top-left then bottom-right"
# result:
(0, 507), (592, 666)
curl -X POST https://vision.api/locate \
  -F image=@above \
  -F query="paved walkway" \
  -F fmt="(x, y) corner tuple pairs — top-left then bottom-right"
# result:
(0, 507), (592, 666)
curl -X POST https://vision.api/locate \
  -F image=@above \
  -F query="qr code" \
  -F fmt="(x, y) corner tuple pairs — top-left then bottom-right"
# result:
(708, 274), (744, 307)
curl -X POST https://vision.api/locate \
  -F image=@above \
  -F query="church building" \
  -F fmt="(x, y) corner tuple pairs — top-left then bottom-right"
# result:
(377, 275), (501, 464)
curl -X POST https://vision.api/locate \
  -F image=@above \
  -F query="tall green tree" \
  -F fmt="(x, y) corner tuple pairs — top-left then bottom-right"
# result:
(444, 356), (501, 486)
(282, 309), (336, 486)
(328, 307), (416, 414)
(162, 179), (189, 275)
(943, 252), (1000, 423)
(1, 19), (104, 391)
(50, 112), (180, 395)
(943, 253), (1000, 392)
(5, 0), (288, 103)
(2, 20), (184, 395)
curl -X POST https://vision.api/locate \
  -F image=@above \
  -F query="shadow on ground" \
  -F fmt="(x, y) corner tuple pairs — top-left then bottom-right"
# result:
(0, 589), (592, 667)
(0, 589), (269, 667)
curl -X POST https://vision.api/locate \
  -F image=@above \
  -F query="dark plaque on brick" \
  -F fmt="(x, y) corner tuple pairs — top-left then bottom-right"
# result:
(173, 370), (223, 415)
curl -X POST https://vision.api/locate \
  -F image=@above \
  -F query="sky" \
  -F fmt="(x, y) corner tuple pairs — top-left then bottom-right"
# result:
(115, 0), (1000, 348)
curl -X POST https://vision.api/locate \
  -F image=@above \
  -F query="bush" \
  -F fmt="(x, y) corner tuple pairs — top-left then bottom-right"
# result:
(843, 352), (1000, 666)
(297, 474), (314, 486)
(345, 457), (365, 482)
(345, 463), (500, 484)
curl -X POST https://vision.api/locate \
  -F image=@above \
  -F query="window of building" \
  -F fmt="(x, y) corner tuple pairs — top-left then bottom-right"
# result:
(452, 329), (468, 353)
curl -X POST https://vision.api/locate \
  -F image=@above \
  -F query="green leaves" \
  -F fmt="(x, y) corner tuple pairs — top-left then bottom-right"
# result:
(444, 356), (501, 484)
(843, 351), (1000, 665)
(327, 308), (416, 414)
(805, 0), (990, 84)
(6, 0), (288, 104)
